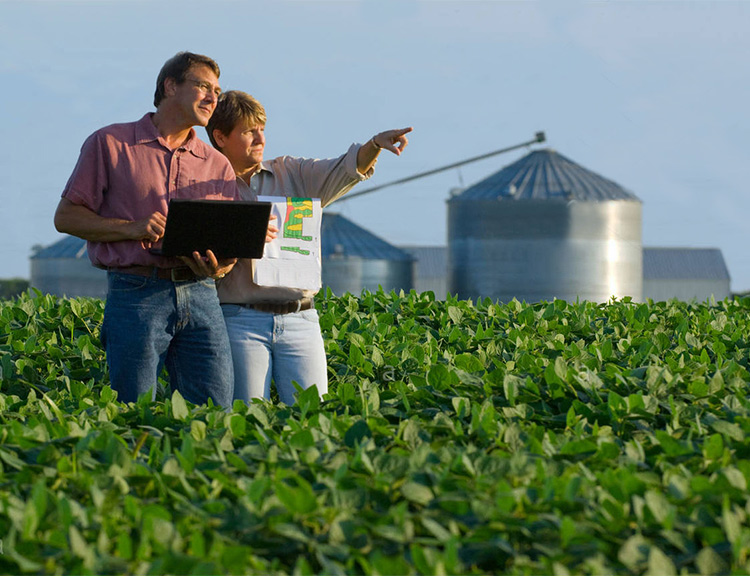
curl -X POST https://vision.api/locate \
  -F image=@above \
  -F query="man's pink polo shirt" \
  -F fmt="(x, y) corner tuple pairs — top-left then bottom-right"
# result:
(62, 113), (238, 269)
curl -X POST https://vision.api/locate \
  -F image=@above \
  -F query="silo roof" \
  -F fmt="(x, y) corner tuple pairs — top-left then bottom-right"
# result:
(643, 248), (730, 280)
(322, 213), (414, 261)
(31, 235), (88, 259)
(451, 148), (640, 202)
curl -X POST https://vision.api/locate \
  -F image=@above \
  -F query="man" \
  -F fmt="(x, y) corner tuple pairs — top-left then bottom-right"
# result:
(207, 90), (412, 405)
(54, 52), (238, 406)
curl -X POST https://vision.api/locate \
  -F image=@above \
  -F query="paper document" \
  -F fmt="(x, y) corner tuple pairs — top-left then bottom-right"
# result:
(253, 196), (322, 290)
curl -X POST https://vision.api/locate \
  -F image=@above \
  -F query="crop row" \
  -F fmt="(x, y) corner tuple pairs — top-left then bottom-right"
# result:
(0, 291), (749, 574)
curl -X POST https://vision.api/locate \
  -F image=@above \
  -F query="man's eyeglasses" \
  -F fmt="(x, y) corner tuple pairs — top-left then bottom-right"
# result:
(185, 77), (221, 98)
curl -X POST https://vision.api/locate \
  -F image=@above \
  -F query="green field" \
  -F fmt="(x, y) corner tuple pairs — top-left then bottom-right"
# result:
(1, 290), (749, 575)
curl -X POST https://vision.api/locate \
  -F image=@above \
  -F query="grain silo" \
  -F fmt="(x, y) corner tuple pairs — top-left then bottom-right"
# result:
(643, 248), (731, 302)
(401, 245), (448, 299)
(321, 213), (414, 295)
(30, 235), (107, 298)
(447, 149), (642, 303)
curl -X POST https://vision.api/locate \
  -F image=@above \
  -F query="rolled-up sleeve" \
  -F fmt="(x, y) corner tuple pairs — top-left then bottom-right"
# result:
(280, 143), (372, 207)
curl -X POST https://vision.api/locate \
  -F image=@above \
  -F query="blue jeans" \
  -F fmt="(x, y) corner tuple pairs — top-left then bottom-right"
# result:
(220, 304), (328, 405)
(101, 272), (234, 406)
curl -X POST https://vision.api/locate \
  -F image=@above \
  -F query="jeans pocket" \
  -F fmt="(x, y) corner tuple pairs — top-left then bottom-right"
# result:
(108, 272), (149, 292)
(221, 304), (242, 318)
(299, 308), (320, 323)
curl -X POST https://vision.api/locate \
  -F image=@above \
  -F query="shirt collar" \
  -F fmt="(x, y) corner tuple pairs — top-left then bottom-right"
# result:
(134, 113), (208, 159)
(239, 161), (273, 182)
(236, 163), (273, 195)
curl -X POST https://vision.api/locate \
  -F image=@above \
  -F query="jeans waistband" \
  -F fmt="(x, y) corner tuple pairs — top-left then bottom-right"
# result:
(108, 266), (201, 282)
(224, 298), (314, 315)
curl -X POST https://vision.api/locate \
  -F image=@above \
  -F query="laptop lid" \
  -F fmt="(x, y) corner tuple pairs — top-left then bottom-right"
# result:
(154, 199), (272, 259)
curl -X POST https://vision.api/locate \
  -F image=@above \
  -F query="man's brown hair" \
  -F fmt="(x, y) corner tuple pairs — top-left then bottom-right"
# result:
(207, 90), (267, 150)
(154, 52), (221, 108)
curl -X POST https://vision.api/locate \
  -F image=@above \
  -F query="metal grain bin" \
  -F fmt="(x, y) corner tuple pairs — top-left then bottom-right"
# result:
(447, 149), (642, 303)
(643, 248), (731, 302)
(321, 213), (414, 296)
(30, 235), (107, 298)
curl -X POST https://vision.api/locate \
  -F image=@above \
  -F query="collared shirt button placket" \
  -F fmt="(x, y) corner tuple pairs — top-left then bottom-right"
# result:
(169, 150), (181, 197)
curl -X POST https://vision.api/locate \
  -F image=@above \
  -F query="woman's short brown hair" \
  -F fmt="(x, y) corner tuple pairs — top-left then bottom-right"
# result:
(206, 90), (267, 150)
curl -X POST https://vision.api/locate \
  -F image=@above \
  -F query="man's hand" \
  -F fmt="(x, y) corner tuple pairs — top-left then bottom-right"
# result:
(372, 127), (413, 156)
(132, 212), (167, 249)
(180, 250), (237, 279)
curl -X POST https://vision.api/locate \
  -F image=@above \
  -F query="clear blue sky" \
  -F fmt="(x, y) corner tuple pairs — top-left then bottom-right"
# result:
(2, 1), (749, 292)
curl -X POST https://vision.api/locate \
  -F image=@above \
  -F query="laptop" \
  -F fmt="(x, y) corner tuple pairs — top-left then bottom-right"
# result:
(152, 199), (272, 259)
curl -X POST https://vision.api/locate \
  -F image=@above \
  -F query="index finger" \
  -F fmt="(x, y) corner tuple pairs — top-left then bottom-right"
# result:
(203, 249), (219, 269)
